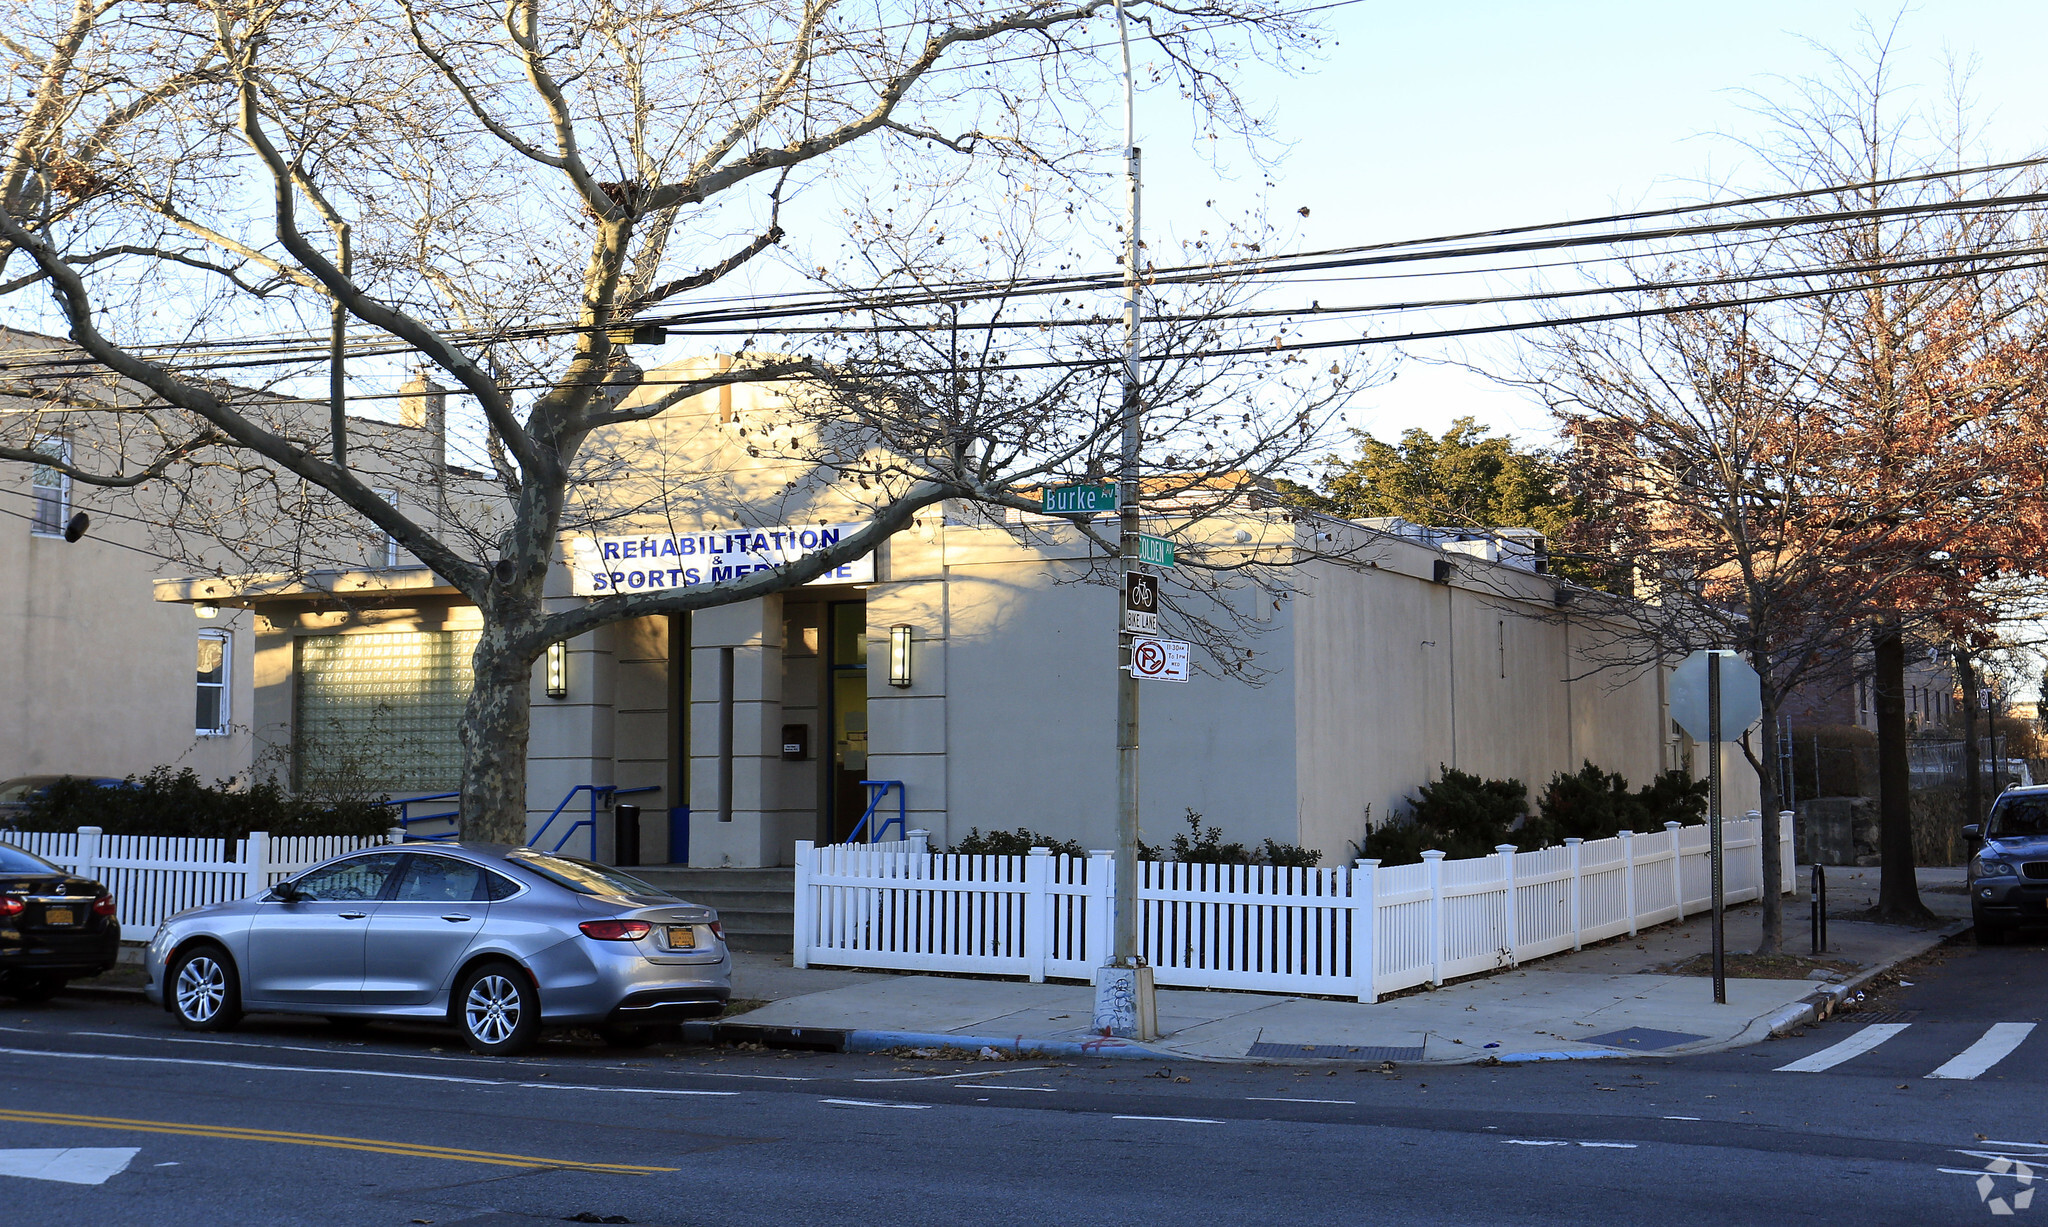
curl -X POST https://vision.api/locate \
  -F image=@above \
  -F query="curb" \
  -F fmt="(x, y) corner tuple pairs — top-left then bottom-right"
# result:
(60, 983), (147, 1001)
(1763, 918), (1972, 1037)
(845, 1029), (1174, 1060)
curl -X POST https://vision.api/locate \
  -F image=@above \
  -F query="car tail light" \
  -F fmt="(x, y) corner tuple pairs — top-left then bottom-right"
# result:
(579, 919), (652, 941)
(92, 893), (116, 917)
(709, 920), (724, 940)
(0, 895), (20, 919)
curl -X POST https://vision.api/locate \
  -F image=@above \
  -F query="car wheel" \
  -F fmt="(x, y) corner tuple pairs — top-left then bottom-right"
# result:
(1, 974), (64, 1003)
(1974, 920), (2007, 946)
(597, 1023), (671, 1049)
(169, 945), (243, 1031)
(456, 962), (539, 1056)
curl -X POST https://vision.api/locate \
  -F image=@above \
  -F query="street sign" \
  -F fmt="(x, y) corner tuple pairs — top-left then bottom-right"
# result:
(1669, 649), (1761, 740)
(1124, 573), (1159, 633)
(1129, 636), (1191, 683)
(1136, 534), (1176, 568)
(1041, 482), (1116, 515)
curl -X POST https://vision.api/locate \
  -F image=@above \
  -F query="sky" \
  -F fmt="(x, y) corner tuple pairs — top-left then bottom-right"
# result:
(1133, 1), (2048, 448)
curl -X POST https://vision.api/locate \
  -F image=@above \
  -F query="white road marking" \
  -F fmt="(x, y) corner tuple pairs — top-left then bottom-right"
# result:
(960, 1085), (1055, 1092)
(1578, 1142), (1638, 1149)
(1503, 1140), (1634, 1149)
(1244, 1097), (1356, 1105)
(1774, 1023), (1911, 1072)
(1926, 1023), (2036, 1081)
(856, 1066), (1051, 1083)
(0, 1046), (737, 1097)
(1113, 1115), (1222, 1125)
(1504, 1140), (1570, 1146)
(0, 1147), (139, 1186)
(821, 1099), (932, 1110)
(1662, 1116), (1702, 1121)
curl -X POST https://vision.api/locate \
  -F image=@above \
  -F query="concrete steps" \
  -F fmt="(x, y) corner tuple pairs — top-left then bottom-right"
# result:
(633, 867), (794, 953)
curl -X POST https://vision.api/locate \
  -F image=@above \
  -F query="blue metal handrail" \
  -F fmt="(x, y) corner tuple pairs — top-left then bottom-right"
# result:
(527, 784), (660, 861)
(847, 779), (906, 844)
(381, 791), (461, 842)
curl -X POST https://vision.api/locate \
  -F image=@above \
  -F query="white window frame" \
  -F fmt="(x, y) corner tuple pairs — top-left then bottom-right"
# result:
(373, 486), (401, 567)
(196, 628), (232, 736)
(29, 435), (70, 537)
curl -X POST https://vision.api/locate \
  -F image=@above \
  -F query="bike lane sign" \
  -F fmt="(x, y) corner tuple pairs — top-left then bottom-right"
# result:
(1128, 636), (1191, 683)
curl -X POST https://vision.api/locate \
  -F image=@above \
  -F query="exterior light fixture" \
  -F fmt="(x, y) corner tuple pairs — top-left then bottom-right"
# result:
(546, 640), (568, 698)
(194, 602), (220, 620)
(888, 624), (913, 688)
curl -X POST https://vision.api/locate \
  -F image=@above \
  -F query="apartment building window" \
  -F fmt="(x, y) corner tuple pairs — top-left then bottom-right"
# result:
(29, 437), (69, 536)
(374, 487), (401, 567)
(196, 630), (231, 736)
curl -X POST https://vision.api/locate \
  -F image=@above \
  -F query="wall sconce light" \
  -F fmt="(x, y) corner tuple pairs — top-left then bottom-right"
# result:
(194, 602), (220, 620)
(888, 624), (913, 688)
(545, 640), (568, 698)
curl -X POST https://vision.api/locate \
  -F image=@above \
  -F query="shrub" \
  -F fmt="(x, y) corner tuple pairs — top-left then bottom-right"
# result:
(1525, 763), (1709, 846)
(1141, 810), (1324, 867)
(1364, 767), (1528, 865)
(950, 827), (1087, 859)
(11, 767), (392, 841)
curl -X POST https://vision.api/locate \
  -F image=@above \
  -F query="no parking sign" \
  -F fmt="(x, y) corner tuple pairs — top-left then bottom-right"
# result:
(1128, 636), (1190, 683)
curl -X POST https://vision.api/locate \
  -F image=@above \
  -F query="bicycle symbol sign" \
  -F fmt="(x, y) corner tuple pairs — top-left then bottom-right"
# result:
(1128, 636), (1190, 683)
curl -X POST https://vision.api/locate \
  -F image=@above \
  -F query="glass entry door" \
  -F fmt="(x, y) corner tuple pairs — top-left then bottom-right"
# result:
(826, 602), (868, 843)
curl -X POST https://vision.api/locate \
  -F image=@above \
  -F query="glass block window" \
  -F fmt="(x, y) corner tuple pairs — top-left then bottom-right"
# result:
(30, 436), (68, 536)
(293, 629), (479, 797)
(196, 630), (231, 736)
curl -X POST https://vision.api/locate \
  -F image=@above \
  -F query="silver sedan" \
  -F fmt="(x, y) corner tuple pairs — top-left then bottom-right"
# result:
(142, 843), (730, 1055)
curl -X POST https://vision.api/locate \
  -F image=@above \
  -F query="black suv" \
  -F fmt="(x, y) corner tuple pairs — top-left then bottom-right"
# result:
(1965, 786), (2048, 945)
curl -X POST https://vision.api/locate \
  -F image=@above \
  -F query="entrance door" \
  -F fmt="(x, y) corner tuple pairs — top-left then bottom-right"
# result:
(827, 601), (868, 843)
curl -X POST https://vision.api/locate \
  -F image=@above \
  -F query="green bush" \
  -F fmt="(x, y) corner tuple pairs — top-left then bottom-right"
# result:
(1140, 810), (1323, 867)
(1524, 762), (1709, 846)
(950, 827), (1087, 859)
(1374, 766), (1529, 863)
(11, 767), (393, 842)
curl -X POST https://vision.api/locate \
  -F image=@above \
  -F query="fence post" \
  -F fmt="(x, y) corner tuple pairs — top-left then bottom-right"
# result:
(1495, 844), (1519, 968)
(1352, 859), (1380, 1003)
(792, 839), (814, 968)
(1620, 830), (1638, 937)
(1665, 821), (1684, 917)
(1565, 838), (1583, 950)
(1086, 850), (1115, 985)
(243, 830), (271, 900)
(908, 828), (930, 855)
(1423, 849), (1447, 986)
(75, 826), (102, 882)
(1024, 847), (1050, 983)
(1779, 810), (1796, 895)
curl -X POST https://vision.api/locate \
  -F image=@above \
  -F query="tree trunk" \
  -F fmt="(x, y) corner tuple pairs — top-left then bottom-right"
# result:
(1754, 695), (1784, 955)
(1873, 621), (1932, 921)
(459, 618), (540, 846)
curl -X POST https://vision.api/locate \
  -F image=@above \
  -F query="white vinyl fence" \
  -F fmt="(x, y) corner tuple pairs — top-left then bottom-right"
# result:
(795, 814), (1798, 1002)
(6, 827), (395, 932)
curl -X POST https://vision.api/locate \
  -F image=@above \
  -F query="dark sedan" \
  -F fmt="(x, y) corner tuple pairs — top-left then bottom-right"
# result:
(1966, 785), (2048, 944)
(0, 839), (121, 999)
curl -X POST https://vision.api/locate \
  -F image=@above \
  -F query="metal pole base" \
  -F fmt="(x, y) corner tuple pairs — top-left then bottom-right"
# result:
(1093, 961), (1158, 1040)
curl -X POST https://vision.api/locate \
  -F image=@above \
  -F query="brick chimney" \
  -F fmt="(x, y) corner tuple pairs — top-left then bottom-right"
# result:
(399, 371), (446, 474)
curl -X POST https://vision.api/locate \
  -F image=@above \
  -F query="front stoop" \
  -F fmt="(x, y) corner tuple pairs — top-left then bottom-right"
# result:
(632, 867), (794, 953)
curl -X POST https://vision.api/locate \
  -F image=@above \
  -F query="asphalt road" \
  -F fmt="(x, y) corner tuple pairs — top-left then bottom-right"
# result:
(1, 933), (2041, 1227)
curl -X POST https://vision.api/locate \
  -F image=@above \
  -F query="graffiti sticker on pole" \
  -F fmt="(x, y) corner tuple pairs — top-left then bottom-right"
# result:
(1128, 636), (1191, 683)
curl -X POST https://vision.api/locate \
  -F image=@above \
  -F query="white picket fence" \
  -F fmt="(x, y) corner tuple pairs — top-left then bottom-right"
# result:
(794, 814), (1798, 1002)
(5, 827), (395, 933)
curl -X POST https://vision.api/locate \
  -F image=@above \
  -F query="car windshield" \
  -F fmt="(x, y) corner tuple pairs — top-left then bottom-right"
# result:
(1986, 796), (2048, 840)
(509, 852), (674, 899)
(0, 778), (53, 805)
(0, 841), (60, 874)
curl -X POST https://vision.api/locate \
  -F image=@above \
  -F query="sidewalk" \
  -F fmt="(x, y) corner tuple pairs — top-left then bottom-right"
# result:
(721, 866), (1972, 1064)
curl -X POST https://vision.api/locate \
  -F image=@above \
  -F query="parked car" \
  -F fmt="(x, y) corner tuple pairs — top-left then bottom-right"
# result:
(0, 774), (130, 824)
(0, 839), (121, 1000)
(143, 842), (730, 1054)
(1965, 785), (2048, 945)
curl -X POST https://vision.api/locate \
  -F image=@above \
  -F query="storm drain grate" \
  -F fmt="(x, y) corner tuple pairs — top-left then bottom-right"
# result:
(1833, 1009), (1919, 1024)
(1581, 1026), (1710, 1051)
(1247, 1042), (1426, 1061)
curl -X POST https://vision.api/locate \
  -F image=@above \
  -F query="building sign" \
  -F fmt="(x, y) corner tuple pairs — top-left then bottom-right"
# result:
(567, 523), (874, 596)
(1129, 636), (1191, 683)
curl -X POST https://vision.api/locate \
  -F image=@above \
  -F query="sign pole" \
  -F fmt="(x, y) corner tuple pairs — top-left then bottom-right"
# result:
(1093, 0), (1156, 1041)
(1708, 650), (1726, 1005)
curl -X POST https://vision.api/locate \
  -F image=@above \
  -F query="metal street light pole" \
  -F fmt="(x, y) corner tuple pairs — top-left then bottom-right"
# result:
(1093, 0), (1157, 1041)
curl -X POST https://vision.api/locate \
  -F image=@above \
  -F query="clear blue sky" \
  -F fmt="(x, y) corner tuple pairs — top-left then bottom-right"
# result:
(1139, 1), (2048, 447)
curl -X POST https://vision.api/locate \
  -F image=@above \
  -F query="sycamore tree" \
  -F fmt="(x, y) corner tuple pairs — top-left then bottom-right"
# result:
(0, 0), (1350, 841)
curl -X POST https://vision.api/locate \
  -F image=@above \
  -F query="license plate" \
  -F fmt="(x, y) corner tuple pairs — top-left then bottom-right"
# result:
(43, 907), (75, 926)
(665, 925), (697, 950)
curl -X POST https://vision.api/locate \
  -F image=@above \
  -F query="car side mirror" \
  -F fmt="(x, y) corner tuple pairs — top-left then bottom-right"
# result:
(267, 881), (306, 903)
(1962, 824), (1981, 842)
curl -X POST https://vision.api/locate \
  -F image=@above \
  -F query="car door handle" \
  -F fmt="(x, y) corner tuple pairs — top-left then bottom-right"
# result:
(441, 913), (472, 923)
(337, 911), (369, 919)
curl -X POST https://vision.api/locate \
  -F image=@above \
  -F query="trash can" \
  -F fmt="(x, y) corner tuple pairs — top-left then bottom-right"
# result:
(613, 803), (641, 867)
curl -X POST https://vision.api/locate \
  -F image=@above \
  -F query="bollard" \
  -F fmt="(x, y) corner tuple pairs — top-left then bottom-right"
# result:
(614, 803), (642, 867)
(1810, 863), (1827, 954)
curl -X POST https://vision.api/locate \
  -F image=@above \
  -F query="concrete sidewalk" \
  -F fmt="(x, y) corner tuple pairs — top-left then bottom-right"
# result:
(722, 866), (1972, 1064)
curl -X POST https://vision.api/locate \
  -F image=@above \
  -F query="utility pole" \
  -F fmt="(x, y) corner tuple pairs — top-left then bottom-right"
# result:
(1092, 0), (1157, 1041)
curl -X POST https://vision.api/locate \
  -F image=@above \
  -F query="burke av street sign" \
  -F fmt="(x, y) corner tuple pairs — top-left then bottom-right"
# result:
(1041, 482), (1116, 515)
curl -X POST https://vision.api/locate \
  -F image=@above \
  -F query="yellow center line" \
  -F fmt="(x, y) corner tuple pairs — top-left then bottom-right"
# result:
(0, 1109), (675, 1174)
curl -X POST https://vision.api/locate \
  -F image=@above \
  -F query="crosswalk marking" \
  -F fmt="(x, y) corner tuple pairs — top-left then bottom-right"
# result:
(1775, 1023), (1912, 1072)
(1926, 1023), (2037, 1081)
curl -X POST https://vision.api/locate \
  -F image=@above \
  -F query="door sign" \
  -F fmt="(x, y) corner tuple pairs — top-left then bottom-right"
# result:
(1129, 636), (1191, 683)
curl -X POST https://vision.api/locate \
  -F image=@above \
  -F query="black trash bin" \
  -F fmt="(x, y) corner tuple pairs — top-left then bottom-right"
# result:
(613, 803), (642, 867)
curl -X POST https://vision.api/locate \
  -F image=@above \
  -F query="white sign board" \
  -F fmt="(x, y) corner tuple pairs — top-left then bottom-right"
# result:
(567, 523), (873, 596)
(1129, 636), (1191, 683)
(1669, 649), (1762, 741)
